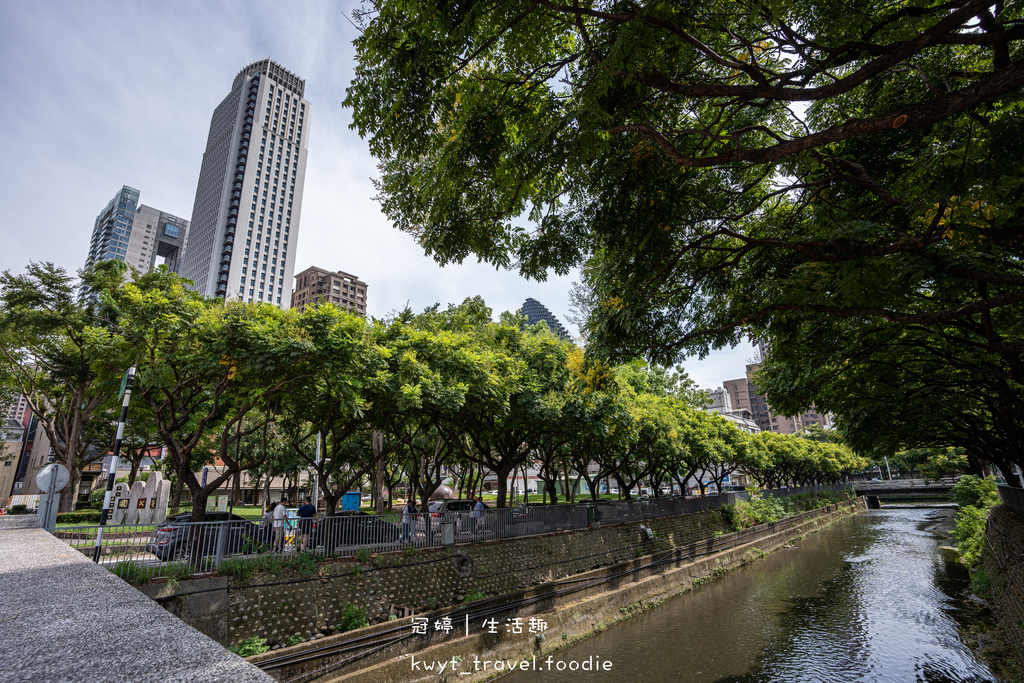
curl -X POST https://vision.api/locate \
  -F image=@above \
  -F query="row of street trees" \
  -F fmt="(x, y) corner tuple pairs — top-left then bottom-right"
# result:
(0, 262), (867, 518)
(345, 0), (1024, 480)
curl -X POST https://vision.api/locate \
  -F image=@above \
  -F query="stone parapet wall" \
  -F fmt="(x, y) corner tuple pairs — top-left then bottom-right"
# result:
(983, 505), (1024, 672)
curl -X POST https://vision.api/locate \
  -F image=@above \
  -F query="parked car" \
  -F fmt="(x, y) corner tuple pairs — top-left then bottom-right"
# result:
(309, 511), (401, 551)
(148, 512), (257, 561)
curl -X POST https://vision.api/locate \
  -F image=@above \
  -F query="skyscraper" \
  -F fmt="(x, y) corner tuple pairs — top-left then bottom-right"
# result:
(521, 298), (572, 341)
(179, 59), (311, 307)
(81, 185), (189, 299)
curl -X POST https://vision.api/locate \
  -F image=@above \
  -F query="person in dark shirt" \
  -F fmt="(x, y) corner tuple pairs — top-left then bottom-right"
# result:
(297, 496), (316, 551)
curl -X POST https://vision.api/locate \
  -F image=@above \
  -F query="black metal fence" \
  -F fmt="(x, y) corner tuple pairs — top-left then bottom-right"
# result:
(51, 484), (851, 582)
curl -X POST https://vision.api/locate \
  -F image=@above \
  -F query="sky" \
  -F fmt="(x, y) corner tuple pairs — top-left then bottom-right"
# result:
(0, 0), (753, 390)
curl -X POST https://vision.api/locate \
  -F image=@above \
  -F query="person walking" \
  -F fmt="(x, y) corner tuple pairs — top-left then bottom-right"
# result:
(259, 502), (274, 549)
(272, 499), (287, 553)
(399, 499), (416, 545)
(472, 495), (485, 536)
(297, 496), (316, 551)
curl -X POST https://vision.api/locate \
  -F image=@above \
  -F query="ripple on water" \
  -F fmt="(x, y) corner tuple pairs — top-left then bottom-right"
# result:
(500, 509), (1003, 683)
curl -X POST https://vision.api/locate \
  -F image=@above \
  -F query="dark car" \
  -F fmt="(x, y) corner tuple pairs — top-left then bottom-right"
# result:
(148, 512), (257, 561)
(310, 511), (401, 551)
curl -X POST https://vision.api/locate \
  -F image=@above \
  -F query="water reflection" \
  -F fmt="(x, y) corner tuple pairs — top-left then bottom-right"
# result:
(501, 510), (1002, 683)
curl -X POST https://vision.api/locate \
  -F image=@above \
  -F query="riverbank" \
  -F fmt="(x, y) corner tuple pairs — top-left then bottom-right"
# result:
(308, 498), (864, 683)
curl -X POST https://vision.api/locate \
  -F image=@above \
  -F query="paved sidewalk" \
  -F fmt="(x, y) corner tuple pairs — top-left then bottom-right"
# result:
(0, 516), (273, 683)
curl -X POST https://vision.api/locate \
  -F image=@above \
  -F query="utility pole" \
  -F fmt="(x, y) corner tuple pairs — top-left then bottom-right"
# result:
(93, 366), (135, 562)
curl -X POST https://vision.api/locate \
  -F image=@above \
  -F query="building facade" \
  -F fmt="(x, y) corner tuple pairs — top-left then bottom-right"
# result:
(179, 59), (311, 307)
(81, 186), (190, 298)
(521, 298), (572, 341)
(704, 386), (733, 413)
(290, 266), (367, 315)
(130, 205), (190, 274)
(724, 364), (831, 434)
(4, 394), (29, 424)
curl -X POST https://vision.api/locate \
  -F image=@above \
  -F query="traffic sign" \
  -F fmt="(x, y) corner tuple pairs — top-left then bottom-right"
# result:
(35, 463), (70, 492)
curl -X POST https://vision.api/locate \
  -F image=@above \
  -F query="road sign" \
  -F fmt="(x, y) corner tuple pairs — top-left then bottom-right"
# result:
(35, 463), (70, 492)
(118, 369), (130, 399)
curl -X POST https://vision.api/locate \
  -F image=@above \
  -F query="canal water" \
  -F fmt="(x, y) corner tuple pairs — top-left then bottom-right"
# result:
(502, 509), (1006, 682)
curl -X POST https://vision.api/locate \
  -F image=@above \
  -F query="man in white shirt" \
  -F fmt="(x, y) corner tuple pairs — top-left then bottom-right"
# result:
(272, 500), (287, 552)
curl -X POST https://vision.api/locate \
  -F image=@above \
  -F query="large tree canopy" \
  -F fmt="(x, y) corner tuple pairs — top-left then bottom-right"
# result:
(347, 0), (1024, 471)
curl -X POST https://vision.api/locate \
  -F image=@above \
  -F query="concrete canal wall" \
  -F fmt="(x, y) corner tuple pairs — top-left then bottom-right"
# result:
(983, 502), (1024, 673)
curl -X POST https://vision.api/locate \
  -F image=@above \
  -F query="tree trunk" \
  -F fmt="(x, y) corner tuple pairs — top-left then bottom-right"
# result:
(62, 463), (82, 513)
(128, 455), (141, 488)
(494, 464), (513, 508)
(171, 476), (183, 509)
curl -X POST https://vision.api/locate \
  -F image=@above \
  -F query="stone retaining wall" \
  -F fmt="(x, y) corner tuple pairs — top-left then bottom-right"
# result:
(145, 508), (731, 646)
(982, 505), (1024, 672)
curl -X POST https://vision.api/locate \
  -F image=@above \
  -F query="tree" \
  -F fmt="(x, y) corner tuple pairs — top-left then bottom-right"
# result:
(454, 307), (573, 507)
(347, 1), (1024, 471)
(277, 303), (390, 514)
(0, 262), (124, 511)
(891, 446), (970, 481)
(757, 320), (1024, 480)
(112, 269), (313, 521)
(347, 0), (1024, 347)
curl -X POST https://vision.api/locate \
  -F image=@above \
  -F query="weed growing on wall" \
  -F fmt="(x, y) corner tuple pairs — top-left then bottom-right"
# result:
(230, 637), (270, 657)
(338, 603), (368, 632)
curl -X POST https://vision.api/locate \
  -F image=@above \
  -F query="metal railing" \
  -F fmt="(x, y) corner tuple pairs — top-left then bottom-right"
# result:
(51, 485), (851, 582)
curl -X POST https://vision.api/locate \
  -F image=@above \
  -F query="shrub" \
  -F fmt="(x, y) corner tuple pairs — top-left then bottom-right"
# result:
(952, 505), (989, 566)
(8, 504), (30, 515)
(164, 562), (193, 583)
(338, 603), (368, 632)
(218, 552), (318, 586)
(285, 552), (318, 577)
(719, 504), (738, 530)
(952, 475), (998, 510)
(730, 496), (788, 529)
(971, 568), (992, 597)
(230, 637), (270, 657)
(355, 547), (372, 564)
(57, 510), (102, 524)
(218, 554), (283, 586)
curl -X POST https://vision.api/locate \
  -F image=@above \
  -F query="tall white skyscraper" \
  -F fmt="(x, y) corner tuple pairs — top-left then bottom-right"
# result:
(180, 59), (311, 306)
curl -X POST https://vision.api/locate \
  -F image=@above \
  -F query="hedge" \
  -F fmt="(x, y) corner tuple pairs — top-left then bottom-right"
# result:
(56, 510), (102, 524)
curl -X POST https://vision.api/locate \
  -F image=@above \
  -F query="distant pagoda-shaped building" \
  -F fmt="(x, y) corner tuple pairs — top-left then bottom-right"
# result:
(521, 298), (572, 341)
